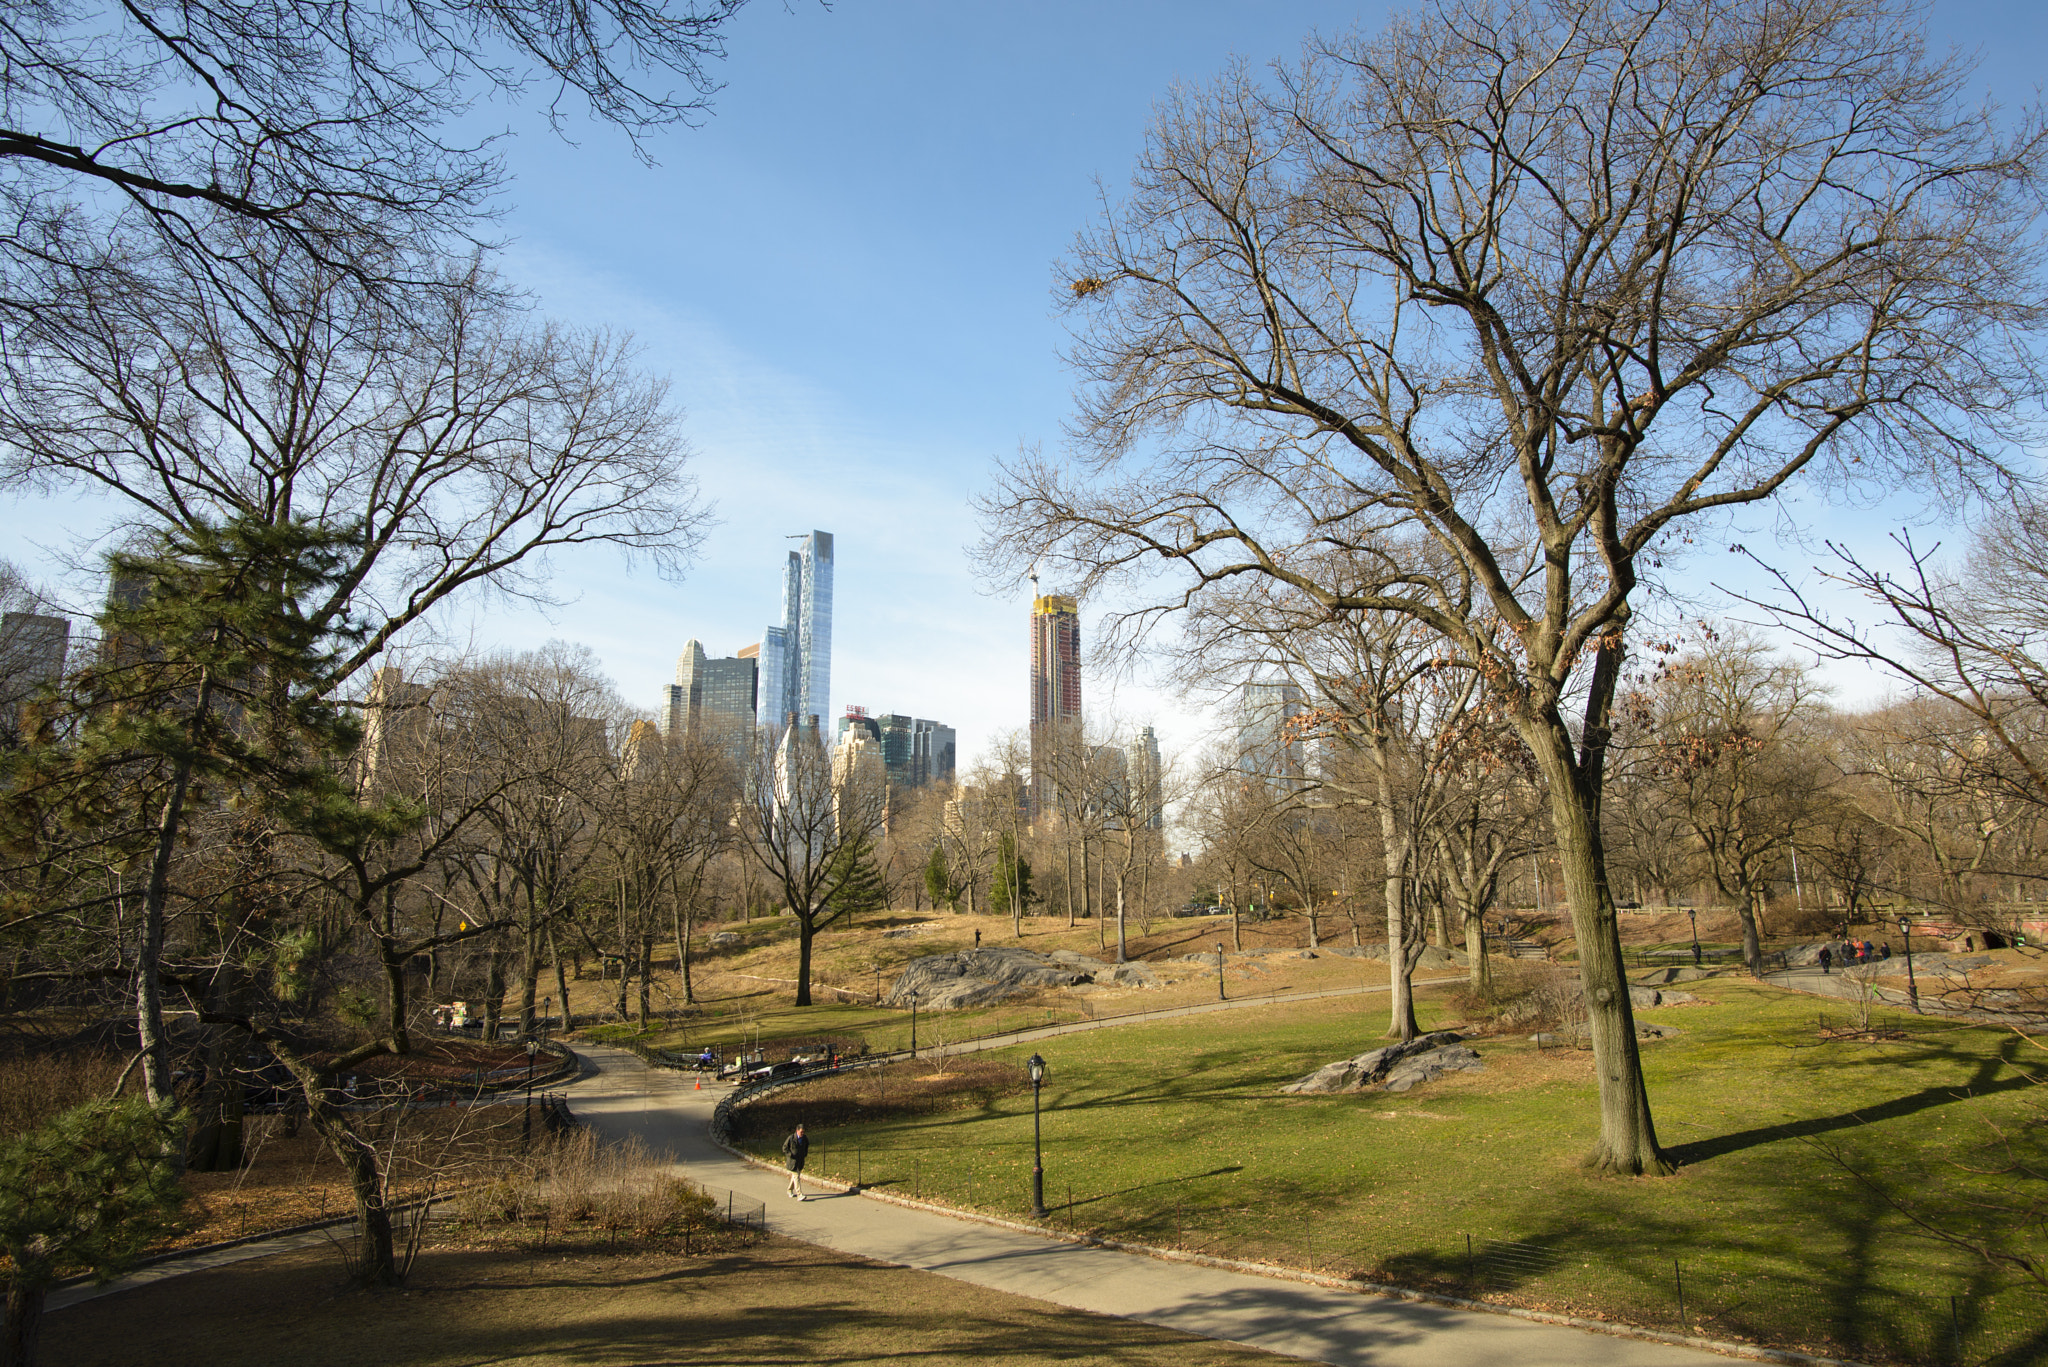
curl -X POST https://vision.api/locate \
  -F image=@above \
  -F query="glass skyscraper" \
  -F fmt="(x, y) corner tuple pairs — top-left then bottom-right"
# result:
(1241, 679), (1305, 779)
(756, 530), (833, 732)
(668, 640), (758, 745)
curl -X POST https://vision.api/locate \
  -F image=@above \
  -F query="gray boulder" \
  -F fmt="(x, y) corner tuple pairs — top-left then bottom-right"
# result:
(709, 932), (742, 949)
(1627, 984), (1700, 1008)
(1100, 961), (1160, 987)
(1282, 1032), (1481, 1094)
(1383, 1045), (1484, 1091)
(886, 947), (1092, 1009)
(1636, 965), (1723, 984)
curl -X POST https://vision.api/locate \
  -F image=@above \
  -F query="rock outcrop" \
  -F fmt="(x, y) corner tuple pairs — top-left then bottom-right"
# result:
(885, 948), (1096, 1009)
(1627, 984), (1699, 1008)
(1281, 1032), (1483, 1094)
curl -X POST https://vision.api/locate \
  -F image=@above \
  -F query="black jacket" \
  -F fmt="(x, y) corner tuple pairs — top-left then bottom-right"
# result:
(782, 1132), (809, 1166)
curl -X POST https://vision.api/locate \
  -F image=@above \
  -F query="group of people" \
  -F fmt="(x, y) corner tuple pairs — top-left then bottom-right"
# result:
(1816, 939), (1890, 974)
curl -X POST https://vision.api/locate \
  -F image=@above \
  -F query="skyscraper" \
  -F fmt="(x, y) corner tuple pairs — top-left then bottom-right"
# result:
(1240, 679), (1305, 779)
(877, 712), (915, 785)
(836, 705), (881, 746)
(912, 718), (955, 787)
(0, 611), (69, 742)
(1029, 590), (1081, 813)
(1128, 725), (1164, 831)
(667, 640), (758, 747)
(757, 531), (833, 732)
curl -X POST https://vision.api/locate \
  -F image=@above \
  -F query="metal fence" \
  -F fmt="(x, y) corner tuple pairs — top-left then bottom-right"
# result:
(691, 1182), (767, 1232)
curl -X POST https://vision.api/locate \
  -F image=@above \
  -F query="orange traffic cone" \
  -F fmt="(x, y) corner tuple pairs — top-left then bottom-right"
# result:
(694, 1075), (702, 1091)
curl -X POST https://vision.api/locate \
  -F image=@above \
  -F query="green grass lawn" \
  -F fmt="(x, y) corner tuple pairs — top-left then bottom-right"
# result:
(587, 996), (1102, 1060)
(734, 982), (2045, 1366)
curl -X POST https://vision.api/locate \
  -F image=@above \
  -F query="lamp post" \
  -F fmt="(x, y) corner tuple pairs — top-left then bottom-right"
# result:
(523, 1037), (539, 1145)
(1216, 942), (1226, 1001)
(1027, 1053), (1048, 1218)
(1687, 907), (1701, 967)
(1898, 915), (1921, 1014)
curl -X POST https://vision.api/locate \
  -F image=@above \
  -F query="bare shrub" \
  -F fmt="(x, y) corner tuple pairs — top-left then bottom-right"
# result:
(451, 1177), (527, 1226)
(535, 1129), (601, 1221)
(1774, 896), (1839, 939)
(1449, 961), (1585, 1034)
(0, 1047), (130, 1139)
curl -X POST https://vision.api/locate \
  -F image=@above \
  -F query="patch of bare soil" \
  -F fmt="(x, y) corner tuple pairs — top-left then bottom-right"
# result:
(43, 1233), (1299, 1367)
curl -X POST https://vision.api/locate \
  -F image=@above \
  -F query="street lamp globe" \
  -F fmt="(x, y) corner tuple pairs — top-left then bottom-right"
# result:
(1027, 1053), (1046, 1085)
(1898, 915), (1911, 936)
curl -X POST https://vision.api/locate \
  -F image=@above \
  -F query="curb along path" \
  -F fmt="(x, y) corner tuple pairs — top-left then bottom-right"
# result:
(570, 1043), (1762, 1367)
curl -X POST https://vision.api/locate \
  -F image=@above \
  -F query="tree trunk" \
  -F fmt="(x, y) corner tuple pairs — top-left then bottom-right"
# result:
(1542, 761), (1671, 1175)
(1463, 895), (1492, 996)
(519, 916), (541, 1040)
(795, 915), (816, 1006)
(637, 931), (654, 1025)
(4, 1278), (46, 1367)
(483, 942), (505, 1040)
(1114, 865), (1128, 963)
(674, 900), (695, 1006)
(549, 926), (572, 1031)
(1065, 842), (1077, 928)
(1384, 875), (1419, 1041)
(1740, 885), (1766, 975)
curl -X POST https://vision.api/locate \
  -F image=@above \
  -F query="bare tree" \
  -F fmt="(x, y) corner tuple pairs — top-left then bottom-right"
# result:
(1635, 631), (1827, 969)
(978, 0), (2045, 1172)
(746, 725), (887, 1006)
(0, 248), (708, 687)
(0, 0), (750, 302)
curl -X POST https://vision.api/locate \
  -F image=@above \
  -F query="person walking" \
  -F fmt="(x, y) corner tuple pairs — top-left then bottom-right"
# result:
(1818, 944), (1833, 975)
(782, 1124), (811, 1200)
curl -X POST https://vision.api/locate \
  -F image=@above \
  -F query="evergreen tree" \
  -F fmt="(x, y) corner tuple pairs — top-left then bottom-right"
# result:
(988, 832), (1033, 917)
(922, 842), (957, 911)
(1, 1097), (184, 1367)
(823, 834), (888, 926)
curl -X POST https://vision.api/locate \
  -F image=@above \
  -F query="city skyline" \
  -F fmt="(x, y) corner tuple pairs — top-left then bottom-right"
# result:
(2, 2), (2033, 787)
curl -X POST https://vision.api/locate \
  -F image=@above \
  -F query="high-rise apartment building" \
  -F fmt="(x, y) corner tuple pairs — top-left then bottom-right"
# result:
(877, 713), (914, 784)
(836, 705), (881, 746)
(0, 611), (69, 741)
(1029, 590), (1082, 813)
(912, 718), (956, 787)
(756, 531), (833, 732)
(1240, 679), (1305, 779)
(1128, 725), (1164, 831)
(667, 640), (758, 751)
(838, 708), (954, 789)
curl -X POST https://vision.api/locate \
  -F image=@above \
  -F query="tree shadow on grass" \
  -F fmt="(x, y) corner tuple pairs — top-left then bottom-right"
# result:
(1667, 1030), (2032, 1166)
(46, 1239), (1347, 1367)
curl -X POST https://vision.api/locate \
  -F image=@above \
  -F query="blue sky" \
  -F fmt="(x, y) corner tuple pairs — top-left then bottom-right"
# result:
(5, 0), (2044, 775)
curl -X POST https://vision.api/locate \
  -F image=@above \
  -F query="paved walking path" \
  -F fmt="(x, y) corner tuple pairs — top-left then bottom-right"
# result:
(570, 1043), (1732, 1367)
(46, 1220), (360, 1312)
(1758, 963), (1977, 1017)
